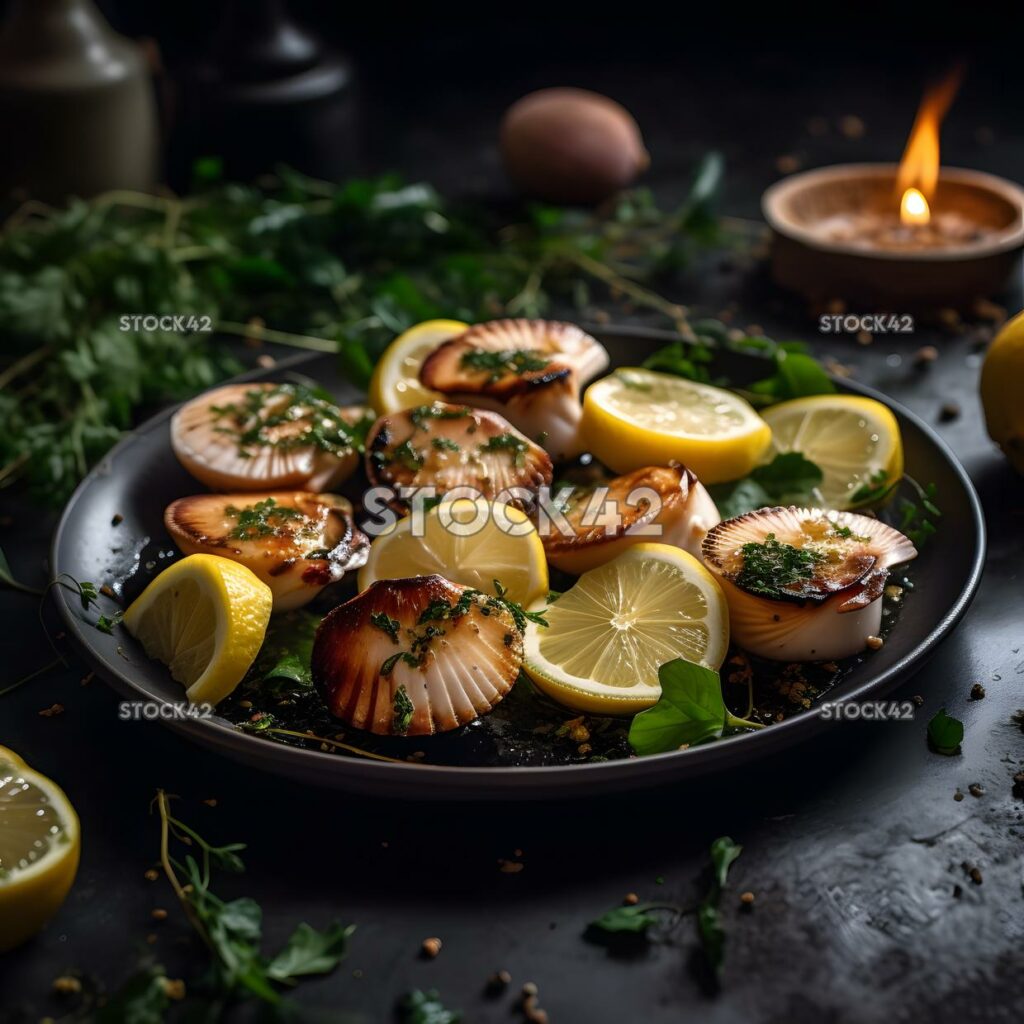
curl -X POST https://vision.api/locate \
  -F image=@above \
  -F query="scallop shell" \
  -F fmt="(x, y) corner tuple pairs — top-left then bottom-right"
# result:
(171, 383), (366, 491)
(541, 465), (721, 574)
(312, 576), (523, 735)
(165, 491), (368, 611)
(701, 506), (917, 662)
(419, 319), (609, 459)
(365, 402), (552, 511)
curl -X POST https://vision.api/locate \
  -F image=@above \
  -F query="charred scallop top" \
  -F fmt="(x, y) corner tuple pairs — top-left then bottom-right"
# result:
(702, 506), (917, 608)
(365, 402), (552, 506)
(312, 575), (525, 736)
(542, 465), (696, 559)
(420, 318), (609, 396)
(165, 491), (368, 584)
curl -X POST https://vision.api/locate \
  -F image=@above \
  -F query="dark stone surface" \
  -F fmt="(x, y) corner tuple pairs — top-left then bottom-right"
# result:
(2, 38), (1024, 1024)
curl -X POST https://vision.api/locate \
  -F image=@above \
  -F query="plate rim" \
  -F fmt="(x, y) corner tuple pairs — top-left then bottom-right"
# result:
(50, 326), (988, 795)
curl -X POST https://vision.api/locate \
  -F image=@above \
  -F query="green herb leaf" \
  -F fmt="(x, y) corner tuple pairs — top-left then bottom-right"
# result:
(371, 612), (401, 643)
(710, 452), (823, 518)
(927, 708), (963, 755)
(749, 350), (836, 402)
(587, 903), (664, 936)
(93, 965), (171, 1023)
(266, 921), (354, 981)
(399, 989), (463, 1024)
(629, 660), (727, 755)
(710, 836), (742, 889)
(697, 903), (726, 976)
(735, 532), (824, 600)
(393, 685), (415, 734)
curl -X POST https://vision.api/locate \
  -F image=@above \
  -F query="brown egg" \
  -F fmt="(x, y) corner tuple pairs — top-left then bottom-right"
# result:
(500, 88), (649, 203)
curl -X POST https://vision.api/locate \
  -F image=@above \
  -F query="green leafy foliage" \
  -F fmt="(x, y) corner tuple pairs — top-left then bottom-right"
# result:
(734, 532), (824, 599)
(628, 659), (760, 756)
(927, 708), (963, 755)
(710, 452), (823, 518)
(586, 902), (672, 937)
(0, 163), (722, 502)
(93, 965), (171, 1023)
(399, 989), (463, 1023)
(698, 836), (742, 979)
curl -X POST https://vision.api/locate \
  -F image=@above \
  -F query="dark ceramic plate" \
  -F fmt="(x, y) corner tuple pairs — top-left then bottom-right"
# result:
(51, 327), (986, 799)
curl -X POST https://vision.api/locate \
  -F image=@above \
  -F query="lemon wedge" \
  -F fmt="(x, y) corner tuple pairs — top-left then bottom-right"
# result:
(123, 554), (272, 705)
(761, 394), (903, 509)
(368, 319), (470, 415)
(0, 748), (80, 952)
(359, 498), (548, 607)
(582, 368), (771, 483)
(522, 543), (729, 714)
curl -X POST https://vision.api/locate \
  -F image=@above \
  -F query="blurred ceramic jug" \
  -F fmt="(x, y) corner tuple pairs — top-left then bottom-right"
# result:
(0, 0), (158, 201)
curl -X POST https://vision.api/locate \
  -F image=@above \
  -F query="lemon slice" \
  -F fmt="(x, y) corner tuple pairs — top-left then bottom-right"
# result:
(368, 319), (470, 415)
(123, 554), (272, 705)
(523, 543), (729, 714)
(358, 498), (548, 607)
(582, 368), (771, 484)
(0, 749), (80, 952)
(761, 395), (903, 509)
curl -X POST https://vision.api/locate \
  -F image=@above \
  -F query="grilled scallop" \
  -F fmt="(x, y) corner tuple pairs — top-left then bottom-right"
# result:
(701, 506), (917, 662)
(419, 319), (609, 460)
(365, 402), (552, 511)
(165, 492), (368, 611)
(541, 465), (721, 575)
(312, 575), (524, 736)
(171, 383), (371, 491)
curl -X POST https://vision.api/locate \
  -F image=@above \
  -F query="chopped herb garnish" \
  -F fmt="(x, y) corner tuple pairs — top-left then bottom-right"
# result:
(431, 437), (461, 452)
(735, 532), (824, 600)
(477, 432), (528, 467)
(370, 612), (401, 643)
(385, 439), (425, 472)
(225, 497), (307, 540)
(460, 347), (550, 381)
(392, 685), (415, 735)
(486, 579), (547, 633)
(849, 468), (897, 506)
(381, 651), (421, 676)
(409, 404), (474, 430)
(211, 383), (363, 458)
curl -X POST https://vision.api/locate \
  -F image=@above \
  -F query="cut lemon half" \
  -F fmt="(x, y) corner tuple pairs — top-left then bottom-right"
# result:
(523, 543), (729, 714)
(0, 749), (80, 952)
(358, 498), (548, 607)
(761, 395), (903, 509)
(123, 554), (272, 705)
(582, 368), (771, 483)
(368, 319), (470, 415)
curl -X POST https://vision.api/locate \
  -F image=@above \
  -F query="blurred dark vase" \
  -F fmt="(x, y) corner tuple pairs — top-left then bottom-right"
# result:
(0, 0), (158, 201)
(170, 0), (357, 186)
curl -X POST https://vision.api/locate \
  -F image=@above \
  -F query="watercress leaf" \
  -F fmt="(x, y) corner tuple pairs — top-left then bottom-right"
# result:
(774, 351), (836, 398)
(587, 903), (662, 936)
(267, 921), (355, 981)
(697, 903), (726, 977)
(927, 708), (963, 755)
(710, 836), (742, 889)
(708, 477), (775, 520)
(752, 451), (822, 498)
(628, 659), (726, 756)
(399, 989), (463, 1024)
(93, 965), (170, 1024)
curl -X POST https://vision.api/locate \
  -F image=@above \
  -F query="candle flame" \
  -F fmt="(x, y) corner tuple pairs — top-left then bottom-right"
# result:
(900, 187), (930, 226)
(897, 66), (963, 226)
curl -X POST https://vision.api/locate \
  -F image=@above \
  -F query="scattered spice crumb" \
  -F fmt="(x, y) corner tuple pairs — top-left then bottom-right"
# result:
(485, 969), (512, 996)
(740, 891), (756, 906)
(839, 114), (865, 138)
(100, 584), (116, 599)
(912, 695), (924, 707)
(856, 330), (873, 346)
(52, 976), (82, 996)
(144, 868), (159, 881)
(953, 788), (964, 802)
(912, 345), (938, 367)
(203, 798), (218, 807)
(952, 884), (963, 899)
(421, 937), (442, 959)
(111, 513), (124, 526)
(151, 908), (168, 921)
(38, 703), (64, 717)
(775, 154), (801, 174)
(162, 978), (186, 1001)
(939, 402), (961, 422)
(623, 892), (639, 906)
(865, 635), (884, 651)
(256, 354), (277, 369)
(522, 982), (538, 997)
(498, 858), (524, 874)
(968, 783), (984, 798)
(969, 683), (985, 700)
(969, 866), (983, 885)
